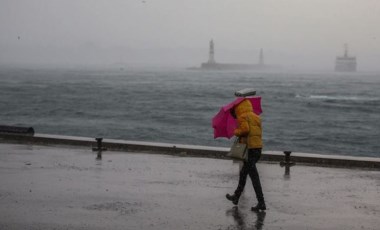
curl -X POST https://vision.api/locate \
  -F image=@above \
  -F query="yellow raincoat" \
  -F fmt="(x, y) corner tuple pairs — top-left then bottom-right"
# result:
(233, 99), (263, 149)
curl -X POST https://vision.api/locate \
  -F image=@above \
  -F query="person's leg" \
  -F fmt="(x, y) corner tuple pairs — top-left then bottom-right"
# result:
(248, 149), (266, 211)
(226, 160), (250, 205)
(235, 160), (250, 196)
(249, 158), (264, 203)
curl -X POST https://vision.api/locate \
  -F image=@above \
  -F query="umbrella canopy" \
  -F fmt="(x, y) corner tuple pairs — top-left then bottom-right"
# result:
(212, 97), (262, 139)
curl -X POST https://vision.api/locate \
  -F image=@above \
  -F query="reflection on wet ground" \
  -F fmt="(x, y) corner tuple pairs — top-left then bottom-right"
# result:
(225, 206), (266, 230)
(0, 143), (379, 229)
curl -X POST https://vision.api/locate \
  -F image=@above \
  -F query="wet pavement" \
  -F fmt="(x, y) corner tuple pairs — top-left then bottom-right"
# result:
(0, 143), (379, 230)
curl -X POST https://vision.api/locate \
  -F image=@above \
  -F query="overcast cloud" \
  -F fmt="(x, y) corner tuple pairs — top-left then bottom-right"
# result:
(1, 0), (380, 71)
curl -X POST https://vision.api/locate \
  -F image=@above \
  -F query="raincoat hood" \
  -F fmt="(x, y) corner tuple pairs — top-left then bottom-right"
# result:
(234, 99), (253, 116)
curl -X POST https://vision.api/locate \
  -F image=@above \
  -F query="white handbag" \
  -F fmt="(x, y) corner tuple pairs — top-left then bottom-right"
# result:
(227, 138), (247, 161)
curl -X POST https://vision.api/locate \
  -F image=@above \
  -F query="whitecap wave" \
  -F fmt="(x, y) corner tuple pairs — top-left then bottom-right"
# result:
(298, 94), (379, 101)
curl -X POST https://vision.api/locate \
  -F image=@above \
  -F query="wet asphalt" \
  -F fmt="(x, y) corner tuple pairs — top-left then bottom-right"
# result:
(0, 143), (379, 230)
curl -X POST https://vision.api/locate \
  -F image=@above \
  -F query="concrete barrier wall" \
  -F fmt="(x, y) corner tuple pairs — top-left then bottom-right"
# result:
(0, 133), (379, 169)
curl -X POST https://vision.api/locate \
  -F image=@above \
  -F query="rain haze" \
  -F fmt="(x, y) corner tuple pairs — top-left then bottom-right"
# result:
(1, 0), (380, 71)
(1, 2), (380, 228)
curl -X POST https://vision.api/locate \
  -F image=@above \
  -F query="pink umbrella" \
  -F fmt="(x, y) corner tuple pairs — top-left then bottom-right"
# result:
(212, 97), (262, 139)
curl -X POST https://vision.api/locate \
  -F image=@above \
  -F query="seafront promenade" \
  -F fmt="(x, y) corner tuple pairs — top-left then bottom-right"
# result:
(0, 135), (379, 229)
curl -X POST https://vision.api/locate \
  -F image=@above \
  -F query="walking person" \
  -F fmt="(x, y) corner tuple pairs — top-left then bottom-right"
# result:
(225, 99), (266, 211)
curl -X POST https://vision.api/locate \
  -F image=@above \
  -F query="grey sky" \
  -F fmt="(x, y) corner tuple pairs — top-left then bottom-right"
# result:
(1, 0), (380, 71)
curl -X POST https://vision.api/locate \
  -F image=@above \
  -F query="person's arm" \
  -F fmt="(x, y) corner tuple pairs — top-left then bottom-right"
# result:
(234, 116), (249, 137)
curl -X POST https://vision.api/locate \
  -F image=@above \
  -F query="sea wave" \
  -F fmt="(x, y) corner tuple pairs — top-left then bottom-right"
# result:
(296, 94), (380, 102)
(1, 68), (379, 157)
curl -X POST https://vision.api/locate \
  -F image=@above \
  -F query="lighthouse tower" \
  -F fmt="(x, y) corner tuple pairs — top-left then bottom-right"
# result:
(208, 40), (216, 64)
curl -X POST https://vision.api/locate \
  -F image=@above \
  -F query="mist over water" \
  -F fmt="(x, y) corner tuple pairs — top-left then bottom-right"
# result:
(2, 1), (380, 72)
(0, 67), (379, 157)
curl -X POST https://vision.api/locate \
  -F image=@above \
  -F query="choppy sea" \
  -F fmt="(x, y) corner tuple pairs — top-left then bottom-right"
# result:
(0, 67), (379, 157)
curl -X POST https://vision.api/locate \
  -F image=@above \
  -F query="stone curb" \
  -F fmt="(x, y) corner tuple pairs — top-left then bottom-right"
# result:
(0, 133), (379, 169)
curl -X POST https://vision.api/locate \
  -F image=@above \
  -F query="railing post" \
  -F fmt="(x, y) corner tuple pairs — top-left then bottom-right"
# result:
(92, 137), (107, 160)
(280, 151), (295, 179)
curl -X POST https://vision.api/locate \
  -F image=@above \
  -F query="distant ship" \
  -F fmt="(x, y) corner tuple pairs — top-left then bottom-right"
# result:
(335, 44), (357, 72)
(192, 40), (269, 71)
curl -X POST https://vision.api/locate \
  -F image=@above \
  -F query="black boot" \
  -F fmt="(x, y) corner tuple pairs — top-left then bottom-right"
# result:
(226, 193), (239, 205)
(251, 202), (266, 211)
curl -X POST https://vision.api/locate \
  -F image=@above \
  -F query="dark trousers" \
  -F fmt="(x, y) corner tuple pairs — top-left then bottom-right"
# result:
(234, 148), (265, 203)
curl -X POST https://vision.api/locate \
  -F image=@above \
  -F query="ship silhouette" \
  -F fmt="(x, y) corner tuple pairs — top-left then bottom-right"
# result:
(335, 44), (357, 72)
